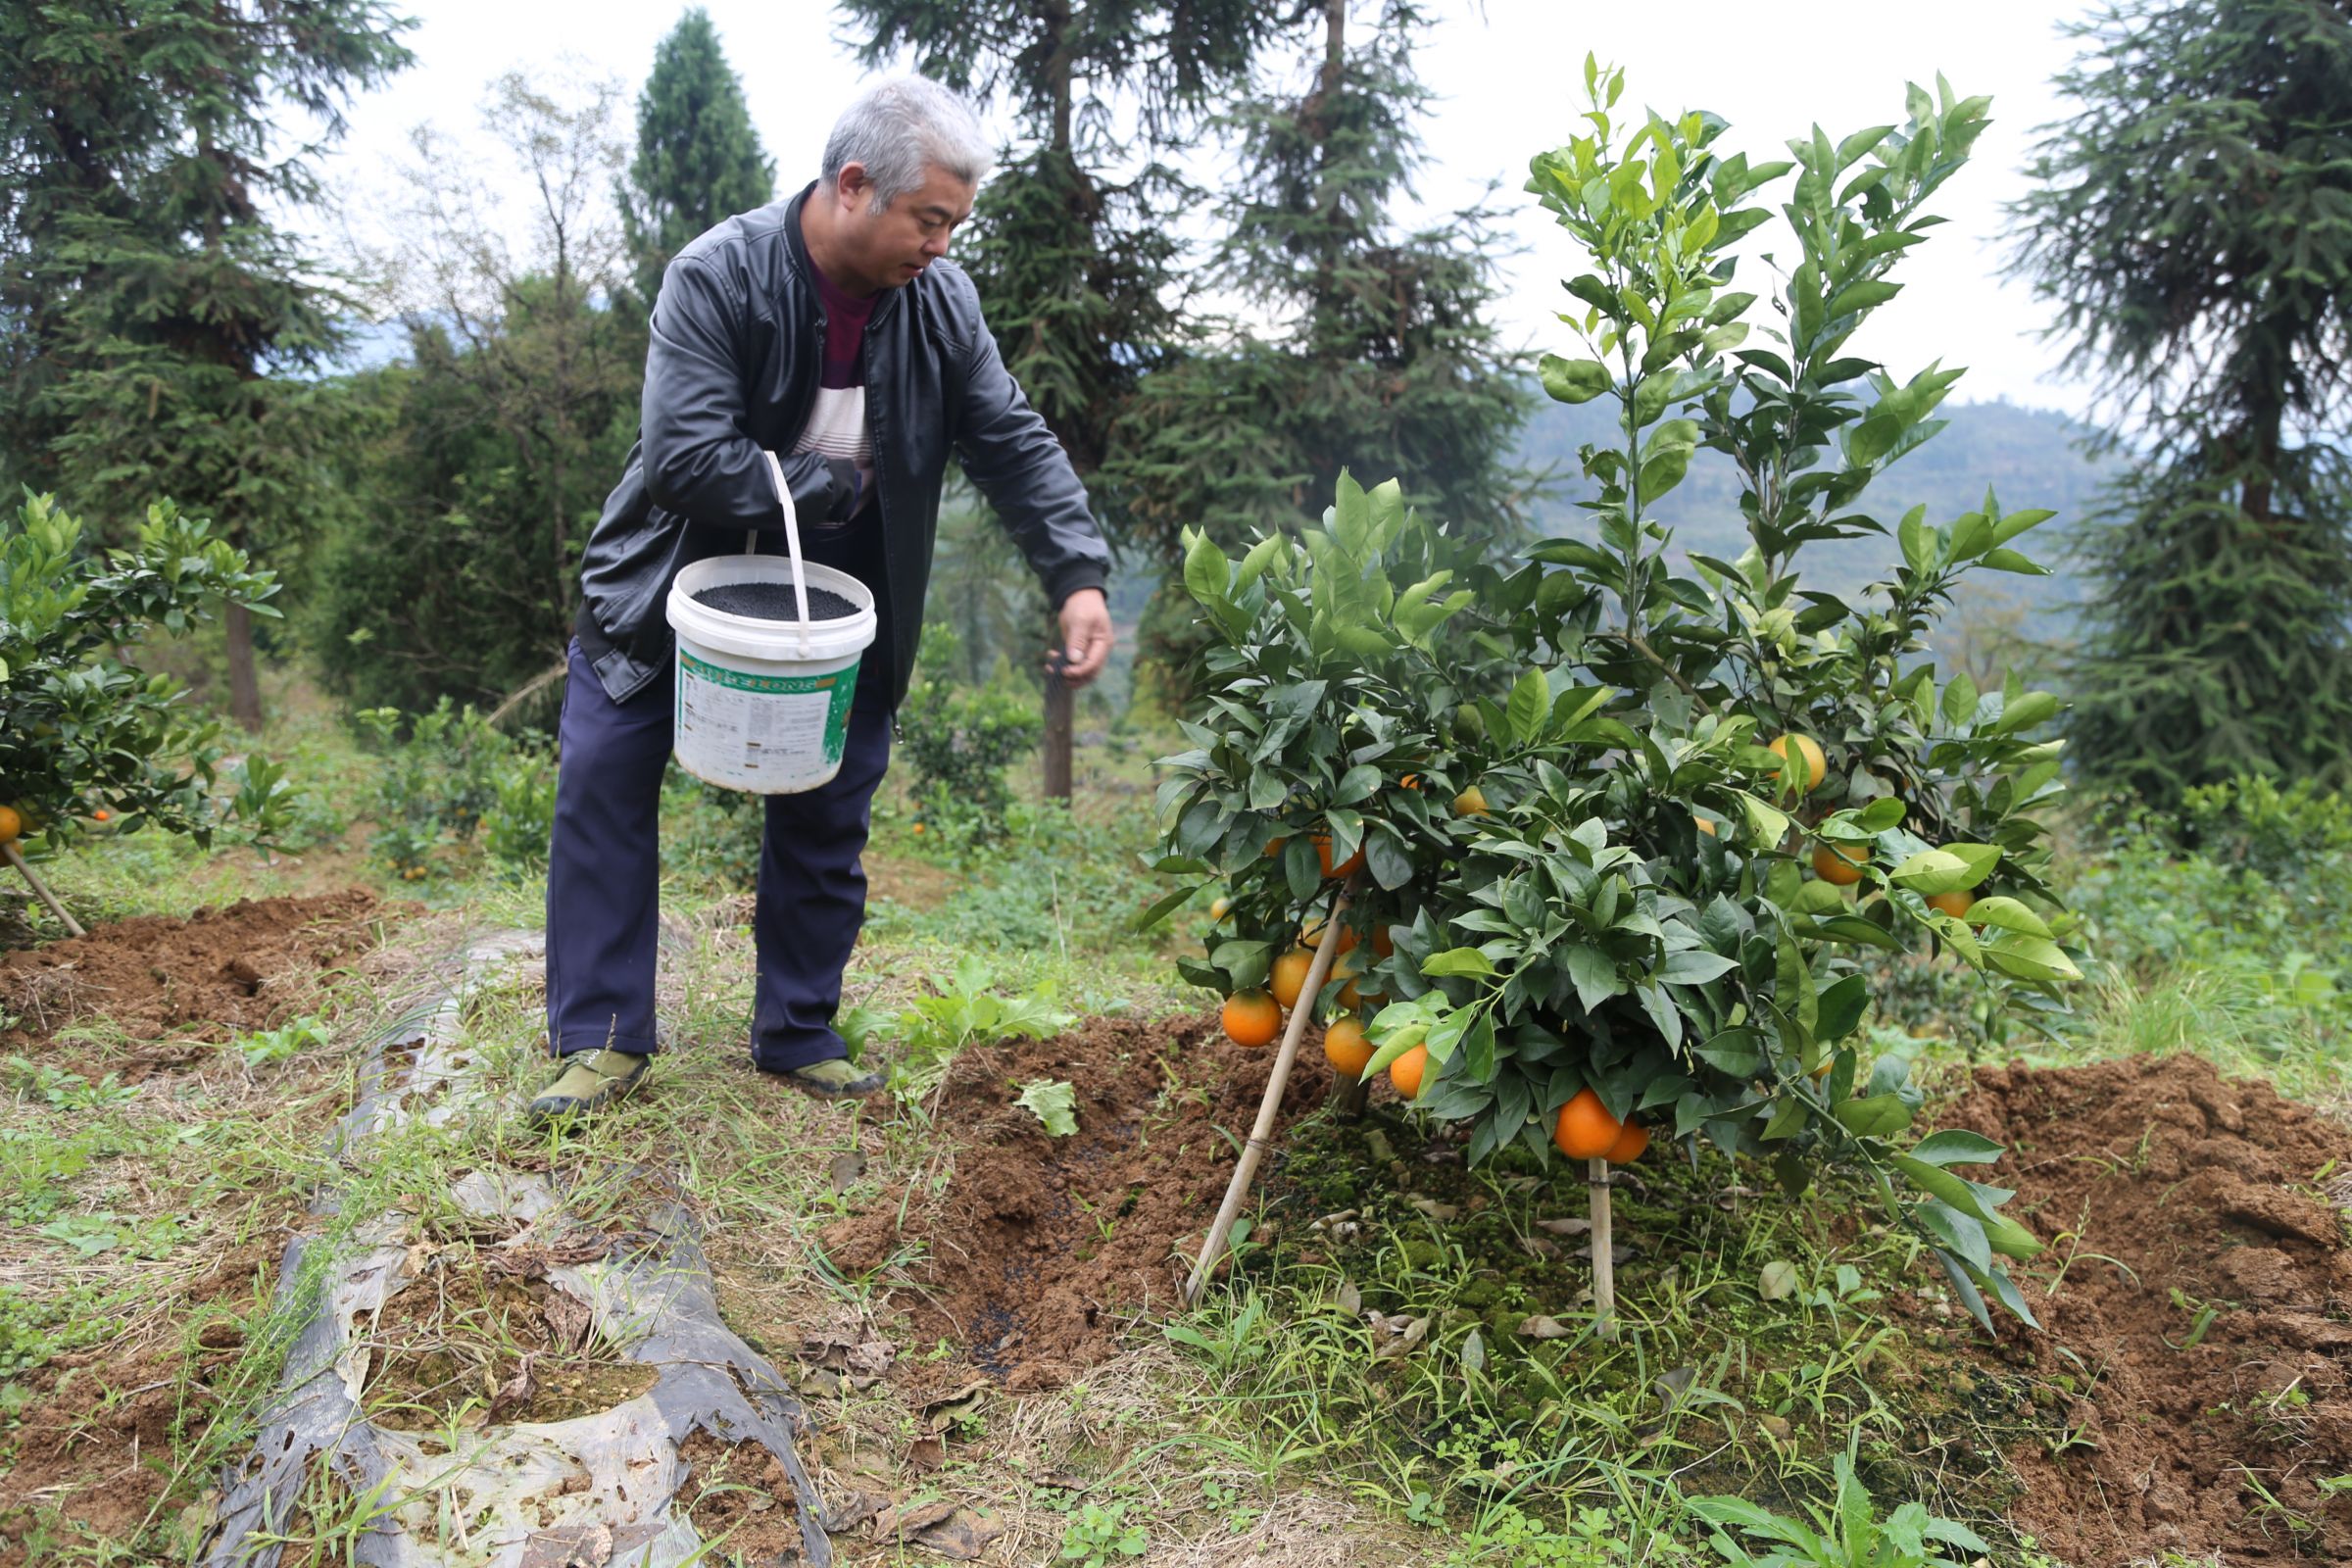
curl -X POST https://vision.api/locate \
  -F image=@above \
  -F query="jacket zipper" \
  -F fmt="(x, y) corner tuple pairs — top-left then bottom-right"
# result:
(858, 302), (901, 739)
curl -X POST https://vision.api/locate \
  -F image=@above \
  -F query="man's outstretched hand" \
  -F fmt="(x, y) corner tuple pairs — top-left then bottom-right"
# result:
(1054, 587), (1112, 687)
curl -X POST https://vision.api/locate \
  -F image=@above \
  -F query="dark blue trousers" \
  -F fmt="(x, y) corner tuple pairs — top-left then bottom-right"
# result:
(544, 563), (894, 1071)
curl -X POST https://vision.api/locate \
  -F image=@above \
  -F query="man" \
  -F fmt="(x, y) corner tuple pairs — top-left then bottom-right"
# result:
(529, 76), (1113, 1120)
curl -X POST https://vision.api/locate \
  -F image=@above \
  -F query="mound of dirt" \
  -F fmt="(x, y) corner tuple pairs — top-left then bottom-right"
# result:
(820, 1012), (1337, 1392)
(1942, 1053), (2352, 1565)
(0, 891), (384, 1064)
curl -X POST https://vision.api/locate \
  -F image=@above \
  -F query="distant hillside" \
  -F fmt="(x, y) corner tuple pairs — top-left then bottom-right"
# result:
(1515, 396), (2116, 640)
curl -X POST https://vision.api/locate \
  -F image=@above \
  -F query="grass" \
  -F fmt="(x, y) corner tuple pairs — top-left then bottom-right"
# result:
(1162, 1087), (2072, 1560)
(5, 689), (2350, 1564)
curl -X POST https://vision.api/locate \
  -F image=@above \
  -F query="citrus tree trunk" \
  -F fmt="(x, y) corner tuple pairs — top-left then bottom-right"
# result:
(224, 599), (264, 731)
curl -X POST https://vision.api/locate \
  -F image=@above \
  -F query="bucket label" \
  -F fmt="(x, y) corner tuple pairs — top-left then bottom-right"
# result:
(675, 649), (858, 791)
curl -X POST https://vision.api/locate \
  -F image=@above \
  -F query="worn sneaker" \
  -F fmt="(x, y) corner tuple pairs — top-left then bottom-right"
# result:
(525, 1049), (651, 1124)
(766, 1056), (885, 1100)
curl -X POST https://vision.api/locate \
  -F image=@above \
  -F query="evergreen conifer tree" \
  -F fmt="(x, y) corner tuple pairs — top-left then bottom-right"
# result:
(2010, 0), (2352, 809)
(837, 0), (1285, 786)
(837, 0), (1270, 480)
(619, 9), (775, 312)
(1102, 0), (1536, 672)
(0, 1), (413, 728)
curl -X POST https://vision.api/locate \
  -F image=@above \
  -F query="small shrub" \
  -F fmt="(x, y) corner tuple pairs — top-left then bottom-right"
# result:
(898, 622), (1043, 837)
(662, 768), (764, 889)
(0, 492), (279, 849)
(2064, 775), (2350, 1056)
(352, 701), (549, 878)
(482, 751), (558, 868)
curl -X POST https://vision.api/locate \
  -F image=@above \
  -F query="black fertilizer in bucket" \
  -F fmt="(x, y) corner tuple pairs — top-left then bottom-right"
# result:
(692, 580), (858, 622)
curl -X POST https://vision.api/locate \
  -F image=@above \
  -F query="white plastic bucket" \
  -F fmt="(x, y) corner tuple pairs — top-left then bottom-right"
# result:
(665, 453), (877, 794)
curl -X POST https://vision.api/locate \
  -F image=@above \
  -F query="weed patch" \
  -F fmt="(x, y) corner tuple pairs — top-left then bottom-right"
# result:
(356, 1250), (657, 1432)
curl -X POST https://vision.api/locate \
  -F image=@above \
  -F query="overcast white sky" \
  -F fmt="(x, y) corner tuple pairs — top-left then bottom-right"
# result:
(315, 0), (2105, 416)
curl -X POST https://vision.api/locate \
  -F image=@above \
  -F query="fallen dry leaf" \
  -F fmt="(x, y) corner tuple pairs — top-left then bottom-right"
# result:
(821, 1490), (887, 1534)
(487, 1353), (538, 1424)
(892, 1502), (1003, 1561)
(541, 1290), (594, 1353)
(917, 1380), (989, 1434)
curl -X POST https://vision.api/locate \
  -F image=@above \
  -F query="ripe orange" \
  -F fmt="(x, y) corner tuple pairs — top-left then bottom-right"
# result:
(0, 805), (19, 845)
(1208, 895), (1233, 922)
(1552, 1088), (1623, 1160)
(1811, 842), (1866, 886)
(1695, 813), (1718, 837)
(911, 821), (926, 835)
(1399, 774), (1422, 791)
(1300, 918), (1359, 955)
(1370, 924), (1395, 959)
(1927, 889), (1977, 920)
(1269, 948), (1315, 1008)
(1221, 990), (1283, 1050)
(1324, 1016), (1374, 1077)
(1263, 836), (1288, 859)
(1604, 1119), (1650, 1163)
(91, 808), (110, 822)
(1388, 1043), (1429, 1100)
(1768, 734), (1827, 793)
(1313, 833), (1365, 880)
(1339, 975), (1383, 1011)
(1452, 784), (1490, 817)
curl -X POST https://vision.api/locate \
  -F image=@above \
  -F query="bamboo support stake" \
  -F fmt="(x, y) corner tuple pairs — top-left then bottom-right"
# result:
(1182, 882), (1353, 1307)
(4, 842), (84, 938)
(1589, 1155), (1617, 1340)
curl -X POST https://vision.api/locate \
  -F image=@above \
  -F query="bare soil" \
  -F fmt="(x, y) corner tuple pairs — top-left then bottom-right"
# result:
(819, 1011), (1339, 1392)
(1941, 1053), (2352, 1564)
(0, 890), (386, 1071)
(0, 1232), (281, 1565)
(675, 1428), (806, 1563)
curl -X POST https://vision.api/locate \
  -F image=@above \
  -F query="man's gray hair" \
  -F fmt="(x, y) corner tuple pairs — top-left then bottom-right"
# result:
(822, 77), (993, 210)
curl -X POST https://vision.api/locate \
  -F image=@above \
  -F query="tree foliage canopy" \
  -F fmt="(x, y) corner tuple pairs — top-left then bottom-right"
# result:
(2010, 0), (2352, 811)
(619, 8), (774, 312)
(313, 71), (642, 713)
(0, 0), (413, 725)
(1102, 1), (1535, 675)
(2011, 0), (2352, 459)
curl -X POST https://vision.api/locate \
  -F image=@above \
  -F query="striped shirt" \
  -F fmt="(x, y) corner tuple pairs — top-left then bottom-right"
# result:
(791, 265), (876, 521)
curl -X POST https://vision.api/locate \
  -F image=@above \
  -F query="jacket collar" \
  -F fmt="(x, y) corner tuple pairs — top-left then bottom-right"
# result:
(784, 180), (903, 332)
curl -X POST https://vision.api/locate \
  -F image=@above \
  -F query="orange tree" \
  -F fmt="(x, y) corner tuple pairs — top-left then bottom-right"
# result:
(0, 493), (278, 851)
(1145, 66), (2081, 1334)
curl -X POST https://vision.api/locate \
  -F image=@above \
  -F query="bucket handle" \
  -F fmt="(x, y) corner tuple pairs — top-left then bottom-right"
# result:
(757, 450), (815, 660)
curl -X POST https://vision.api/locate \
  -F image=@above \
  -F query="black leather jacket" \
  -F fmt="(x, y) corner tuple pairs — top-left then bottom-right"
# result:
(575, 183), (1110, 710)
